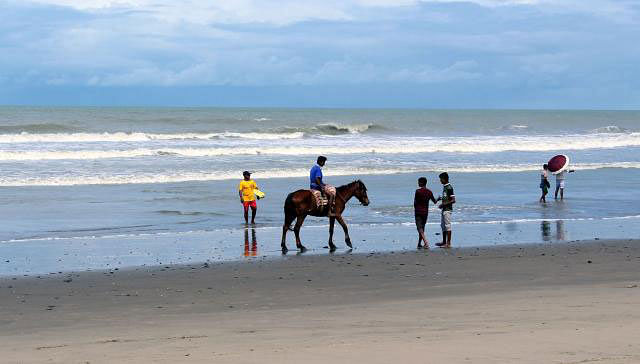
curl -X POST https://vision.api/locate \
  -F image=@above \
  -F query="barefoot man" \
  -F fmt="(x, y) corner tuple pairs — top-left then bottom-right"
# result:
(238, 171), (258, 224)
(436, 172), (455, 248)
(310, 156), (336, 216)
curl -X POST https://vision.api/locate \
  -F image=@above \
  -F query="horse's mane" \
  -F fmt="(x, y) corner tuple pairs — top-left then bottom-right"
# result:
(337, 180), (366, 192)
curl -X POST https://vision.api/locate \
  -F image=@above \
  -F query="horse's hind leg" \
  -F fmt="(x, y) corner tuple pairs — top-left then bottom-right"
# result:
(294, 214), (307, 251)
(281, 213), (296, 252)
(281, 225), (289, 253)
(336, 215), (352, 248)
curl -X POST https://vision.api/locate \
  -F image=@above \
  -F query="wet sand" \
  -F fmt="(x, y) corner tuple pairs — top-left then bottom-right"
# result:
(1, 239), (639, 363)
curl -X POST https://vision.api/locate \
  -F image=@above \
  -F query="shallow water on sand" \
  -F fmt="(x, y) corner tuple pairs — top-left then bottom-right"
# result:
(2, 168), (640, 276)
(2, 214), (639, 276)
(1, 107), (639, 275)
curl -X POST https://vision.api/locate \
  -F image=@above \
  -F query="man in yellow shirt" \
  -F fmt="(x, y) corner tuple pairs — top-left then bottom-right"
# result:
(238, 171), (258, 224)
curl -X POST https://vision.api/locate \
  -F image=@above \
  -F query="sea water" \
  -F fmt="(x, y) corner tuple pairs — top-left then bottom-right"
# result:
(1, 107), (639, 275)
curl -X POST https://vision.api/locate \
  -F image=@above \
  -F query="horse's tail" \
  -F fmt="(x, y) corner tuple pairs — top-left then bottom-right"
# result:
(283, 192), (297, 231)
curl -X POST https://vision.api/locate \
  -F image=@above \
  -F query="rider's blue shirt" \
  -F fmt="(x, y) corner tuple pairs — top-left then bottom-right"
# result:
(310, 164), (323, 190)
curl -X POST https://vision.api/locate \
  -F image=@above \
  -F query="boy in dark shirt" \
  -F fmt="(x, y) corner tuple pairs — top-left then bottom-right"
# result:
(414, 177), (436, 249)
(436, 172), (455, 248)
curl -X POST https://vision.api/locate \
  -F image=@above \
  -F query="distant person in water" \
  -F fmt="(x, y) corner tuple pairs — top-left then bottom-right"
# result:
(310, 156), (336, 216)
(436, 172), (455, 248)
(540, 164), (550, 203)
(554, 168), (575, 200)
(414, 177), (437, 249)
(238, 171), (259, 224)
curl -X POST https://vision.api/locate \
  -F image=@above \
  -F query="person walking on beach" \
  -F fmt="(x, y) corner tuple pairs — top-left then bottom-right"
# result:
(310, 156), (336, 216)
(540, 164), (550, 203)
(554, 169), (575, 200)
(238, 171), (259, 224)
(414, 177), (437, 249)
(436, 172), (455, 248)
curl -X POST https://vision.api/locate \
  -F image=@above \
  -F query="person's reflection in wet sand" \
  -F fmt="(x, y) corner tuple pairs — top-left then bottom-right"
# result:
(556, 220), (566, 241)
(541, 220), (552, 241)
(244, 228), (258, 257)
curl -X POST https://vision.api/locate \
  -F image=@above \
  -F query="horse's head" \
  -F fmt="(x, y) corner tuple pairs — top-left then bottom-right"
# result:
(353, 180), (370, 206)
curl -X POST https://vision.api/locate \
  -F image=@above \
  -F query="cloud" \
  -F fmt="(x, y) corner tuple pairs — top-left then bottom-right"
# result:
(0, 0), (638, 107)
(24, 0), (355, 25)
(288, 60), (480, 85)
(26, 0), (458, 27)
(23, 0), (637, 25)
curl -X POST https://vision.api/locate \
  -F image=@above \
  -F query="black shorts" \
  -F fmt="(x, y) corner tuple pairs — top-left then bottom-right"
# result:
(415, 213), (428, 230)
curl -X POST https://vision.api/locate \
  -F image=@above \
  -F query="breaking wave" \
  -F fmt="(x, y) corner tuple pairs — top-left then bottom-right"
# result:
(272, 123), (387, 136)
(2, 133), (640, 161)
(0, 123), (388, 144)
(0, 131), (305, 143)
(311, 123), (387, 135)
(588, 125), (630, 134)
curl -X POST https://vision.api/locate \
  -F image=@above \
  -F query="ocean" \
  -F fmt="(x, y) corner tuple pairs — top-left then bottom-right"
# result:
(1, 107), (639, 275)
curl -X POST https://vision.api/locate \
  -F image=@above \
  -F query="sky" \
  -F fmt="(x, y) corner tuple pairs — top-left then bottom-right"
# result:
(1, 0), (639, 108)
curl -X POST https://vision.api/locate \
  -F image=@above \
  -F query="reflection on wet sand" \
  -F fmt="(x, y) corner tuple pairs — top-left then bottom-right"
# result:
(541, 221), (552, 241)
(244, 228), (258, 257)
(540, 220), (566, 242)
(556, 220), (566, 241)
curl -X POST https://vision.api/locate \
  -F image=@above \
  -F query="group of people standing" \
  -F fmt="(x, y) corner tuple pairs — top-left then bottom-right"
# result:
(239, 155), (457, 250)
(238, 157), (576, 252)
(539, 165), (574, 203)
(413, 173), (455, 249)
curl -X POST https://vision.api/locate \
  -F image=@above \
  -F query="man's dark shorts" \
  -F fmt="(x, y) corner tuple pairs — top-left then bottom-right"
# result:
(415, 213), (428, 231)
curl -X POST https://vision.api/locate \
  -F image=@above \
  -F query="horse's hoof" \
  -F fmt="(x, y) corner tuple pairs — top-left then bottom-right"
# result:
(329, 245), (337, 252)
(281, 245), (288, 253)
(345, 239), (352, 248)
(297, 245), (307, 252)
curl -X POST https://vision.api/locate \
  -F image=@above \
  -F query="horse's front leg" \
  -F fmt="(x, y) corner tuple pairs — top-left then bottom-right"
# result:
(294, 214), (307, 251)
(336, 215), (352, 248)
(328, 216), (337, 251)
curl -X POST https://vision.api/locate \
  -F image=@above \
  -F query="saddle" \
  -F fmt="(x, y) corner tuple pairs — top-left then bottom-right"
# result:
(310, 190), (329, 209)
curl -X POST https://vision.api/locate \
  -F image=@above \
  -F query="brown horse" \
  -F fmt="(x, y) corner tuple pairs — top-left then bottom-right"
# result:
(281, 180), (370, 252)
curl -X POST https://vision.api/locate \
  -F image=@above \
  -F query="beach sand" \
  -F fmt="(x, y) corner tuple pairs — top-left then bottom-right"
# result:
(1, 239), (639, 363)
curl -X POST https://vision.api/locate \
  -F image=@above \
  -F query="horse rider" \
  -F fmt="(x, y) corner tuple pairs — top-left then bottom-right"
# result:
(310, 155), (336, 216)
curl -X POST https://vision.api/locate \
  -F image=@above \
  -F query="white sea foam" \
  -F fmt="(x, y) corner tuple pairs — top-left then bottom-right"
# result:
(2, 133), (640, 161)
(1, 162), (638, 186)
(0, 168), (399, 186)
(396, 215), (640, 226)
(499, 124), (529, 131)
(441, 162), (640, 173)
